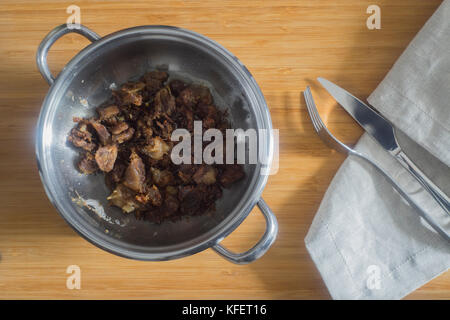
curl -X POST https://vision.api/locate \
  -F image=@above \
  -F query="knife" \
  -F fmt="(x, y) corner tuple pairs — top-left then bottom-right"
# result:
(317, 77), (450, 215)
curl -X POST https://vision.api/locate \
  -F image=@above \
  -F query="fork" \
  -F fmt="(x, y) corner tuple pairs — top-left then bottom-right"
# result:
(303, 86), (450, 242)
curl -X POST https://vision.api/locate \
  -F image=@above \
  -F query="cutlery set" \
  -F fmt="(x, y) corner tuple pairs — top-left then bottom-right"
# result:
(304, 79), (450, 242)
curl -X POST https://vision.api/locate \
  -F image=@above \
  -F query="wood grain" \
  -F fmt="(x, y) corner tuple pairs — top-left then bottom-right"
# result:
(0, 0), (448, 299)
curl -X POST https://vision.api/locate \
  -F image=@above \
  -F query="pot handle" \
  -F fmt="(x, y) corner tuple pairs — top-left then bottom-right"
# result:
(36, 24), (101, 85)
(212, 198), (278, 264)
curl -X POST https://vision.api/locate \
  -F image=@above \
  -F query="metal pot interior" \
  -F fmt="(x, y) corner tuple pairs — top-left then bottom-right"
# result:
(39, 27), (271, 259)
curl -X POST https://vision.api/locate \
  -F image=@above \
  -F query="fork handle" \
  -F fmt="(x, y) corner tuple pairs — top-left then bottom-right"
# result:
(395, 150), (450, 215)
(353, 151), (450, 242)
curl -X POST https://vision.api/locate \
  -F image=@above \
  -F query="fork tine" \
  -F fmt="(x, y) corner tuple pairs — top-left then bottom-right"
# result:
(304, 86), (349, 154)
(308, 90), (325, 132)
(303, 88), (316, 129)
(304, 87), (321, 132)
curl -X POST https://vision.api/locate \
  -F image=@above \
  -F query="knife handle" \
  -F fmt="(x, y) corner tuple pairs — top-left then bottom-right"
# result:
(353, 151), (450, 242)
(395, 150), (450, 215)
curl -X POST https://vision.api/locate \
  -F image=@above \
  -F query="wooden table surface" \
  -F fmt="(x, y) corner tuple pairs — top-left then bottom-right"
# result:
(0, 0), (448, 299)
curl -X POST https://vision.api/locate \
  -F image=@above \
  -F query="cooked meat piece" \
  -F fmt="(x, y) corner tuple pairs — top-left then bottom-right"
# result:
(197, 104), (220, 121)
(147, 185), (163, 206)
(150, 167), (174, 187)
(219, 164), (245, 188)
(142, 71), (168, 94)
(154, 88), (176, 116)
(95, 144), (118, 172)
(178, 106), (194, 131)
(193, 85), (213, 105)
(112, 127), (135, 144)
(169, 79), (187, 96)
(193, 166), (217, 185)
(135, 185), (162, 207)
(68, 131), (96, 151)
(178, 87), (197, 108)
(115, 82), (145, 106)
(142, 127), (153, 143)
(154, 119), (174, 139)
(140, 136), (170, 160)
(135, 118), (154, 143)
(143, 70), (168, 82)
(177, 164), (196, 183)
(109, 161), (126, 183)
(90, 121), (111, 145)
(97, 105), (120, 120)
(178, 85), (213, 108)
(123, 151), (146, 193)
(77, 152), (98, 174)
(107, 183), (141, 213)
(68, 122), (96, 152)
(203, 116), (216, 129)
(110, 122), (129, 135)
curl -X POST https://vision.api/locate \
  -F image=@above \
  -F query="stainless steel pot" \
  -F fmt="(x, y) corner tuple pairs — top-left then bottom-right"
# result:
(36, 24), (277, 264)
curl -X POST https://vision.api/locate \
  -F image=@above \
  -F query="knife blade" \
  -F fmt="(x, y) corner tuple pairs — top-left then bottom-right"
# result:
(317, 77), (450, 215)
(317, 77), (399, 152)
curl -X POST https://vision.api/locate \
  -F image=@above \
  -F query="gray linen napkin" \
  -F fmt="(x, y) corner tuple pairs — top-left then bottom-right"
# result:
(305, 1), (450, 299)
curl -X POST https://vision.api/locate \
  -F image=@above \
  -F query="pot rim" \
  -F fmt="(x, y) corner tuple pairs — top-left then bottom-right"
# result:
(36, 25), (274, 261)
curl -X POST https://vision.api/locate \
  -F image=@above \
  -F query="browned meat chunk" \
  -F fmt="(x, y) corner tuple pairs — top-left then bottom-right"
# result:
(90, 121), (111, 145)
(110, 122), (129, 135)
(95, 144), (118, 172)
(140, 136), (170, 160)
(154, 88), (176, 116)
(219, 164), (245, 188)
(177, 164), (196, 183)
(178, 105), (194, 131)
(97, 105), (119, 120)
(109, 161), (126, 183)
(112, 127), (135, 144)
(115, 82), (145, 106)
(194, 85), (213, 105)
(178, 85), (213, 108)
(197, 104), (220, 121)
(154, 119), (174, 139)
(77, 152), (98, 174)
(123, 151), (146, 193)
(150, 167), (174, 187)
(136, 185), (162, 207)
(203, 116), (215, 129)
(193, 166), (217, 185)
(68, 132), (96, 151)
(107, 183), (141, 213)
(169, 79), (187, 96)
(148, 185), (163, 206)
(142, 71), (168, 94)
(68, 122), (96, 152)
(178, 87), (197, 108)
